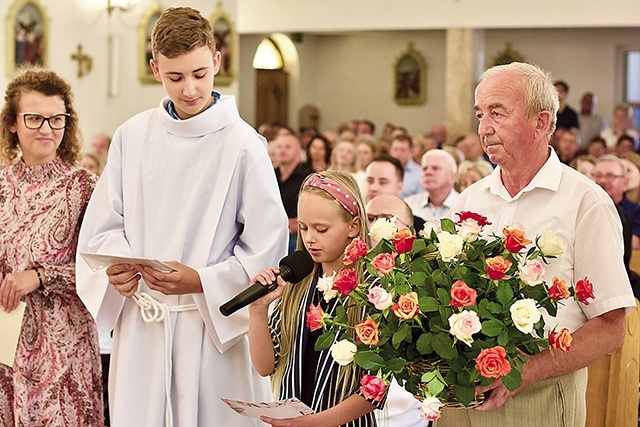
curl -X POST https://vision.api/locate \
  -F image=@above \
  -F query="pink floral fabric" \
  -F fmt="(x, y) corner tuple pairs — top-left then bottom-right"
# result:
(0, 157), (103, 426)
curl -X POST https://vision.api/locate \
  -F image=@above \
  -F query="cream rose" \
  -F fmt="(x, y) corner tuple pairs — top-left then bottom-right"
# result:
(510, 299), (541, 334)
(538, 229), (565, 257)
(420, 397), (444, 422)
(437, 231), (464, 262)
(369, 217), (397, 243)
(330, 339), (357, 365)
(457, 219), (482, 242)
(448, 310), (482, 347)
(420, 219), (442, 237)
(518, 259), (546, 286)
(316, 272), (338, 302)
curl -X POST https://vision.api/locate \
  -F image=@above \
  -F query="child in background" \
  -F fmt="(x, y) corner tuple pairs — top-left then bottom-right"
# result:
(248, 170), (384, 427)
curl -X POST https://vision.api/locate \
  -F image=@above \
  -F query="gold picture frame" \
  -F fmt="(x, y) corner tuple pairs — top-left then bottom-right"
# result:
(6, 0), (48, 77)
(137, 3), (163, 84)
(491, 42), (525, 67)
(394, 42), (427, 106)
(210, 2), (236, 86)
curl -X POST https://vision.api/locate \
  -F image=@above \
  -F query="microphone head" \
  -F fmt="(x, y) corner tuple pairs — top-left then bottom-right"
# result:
(279, 250), (314, 283)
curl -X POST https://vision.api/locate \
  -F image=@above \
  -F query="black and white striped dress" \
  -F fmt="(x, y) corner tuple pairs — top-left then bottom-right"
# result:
(269, 271), (382, 427)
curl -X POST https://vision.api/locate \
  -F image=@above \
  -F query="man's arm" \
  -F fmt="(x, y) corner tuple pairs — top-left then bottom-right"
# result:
(476, 308), (626, 411)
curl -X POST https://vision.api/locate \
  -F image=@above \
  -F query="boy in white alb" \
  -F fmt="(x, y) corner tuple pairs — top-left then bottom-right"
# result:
(76, 7), (287, 427)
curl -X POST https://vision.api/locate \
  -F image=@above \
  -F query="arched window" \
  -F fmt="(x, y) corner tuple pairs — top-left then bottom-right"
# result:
(252, 38), (284, 70)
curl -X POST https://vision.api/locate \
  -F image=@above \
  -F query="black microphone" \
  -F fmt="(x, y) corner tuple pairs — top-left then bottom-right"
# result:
(219, 250), (314, 317)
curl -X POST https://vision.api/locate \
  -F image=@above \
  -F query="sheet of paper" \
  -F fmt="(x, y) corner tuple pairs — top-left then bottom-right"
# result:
(79, 252), (176, 273)
(0, 301), (26, 367)
(221, 397), (314, 420)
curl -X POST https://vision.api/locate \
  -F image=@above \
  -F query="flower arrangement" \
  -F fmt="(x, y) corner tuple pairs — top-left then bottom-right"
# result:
(306, 212), (595, 421)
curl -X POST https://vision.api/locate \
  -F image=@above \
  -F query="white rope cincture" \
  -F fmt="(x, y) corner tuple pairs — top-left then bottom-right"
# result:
(133, 292), (198, 427)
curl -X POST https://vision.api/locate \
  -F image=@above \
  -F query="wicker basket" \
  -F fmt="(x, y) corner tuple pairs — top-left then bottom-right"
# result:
(406, 360), (485, 408)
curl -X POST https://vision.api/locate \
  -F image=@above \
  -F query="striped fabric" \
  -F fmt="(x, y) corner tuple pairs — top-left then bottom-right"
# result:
(269, 273), (382, 427)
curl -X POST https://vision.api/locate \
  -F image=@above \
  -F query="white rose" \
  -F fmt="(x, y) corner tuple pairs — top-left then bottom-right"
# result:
(369, 217), (397, 244)
(448, 311), (482, 347)
(518, 259), (546, 286)
(538, 229), (564, 257)
(504, 221), (526, 233)
(317, 272), (339, 302)
(510, 299), (541, 334)
(457, 219), (482, 242)
(367, 286), (394, 310)
(330, 339), (357, 366)
(437, 231), (464, 262)
(420, 396), (444, 422)
(420, 219), (442, 238)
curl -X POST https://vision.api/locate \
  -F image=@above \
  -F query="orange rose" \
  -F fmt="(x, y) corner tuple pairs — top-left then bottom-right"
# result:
(548, 277), (571, 301)
(485, 256), (512, 280)
(503, 226), (532, 253)
(344, 236), (368, 265)
(449, 280), (477, 307)
(549, 328), (572, 352)
(372, 252), (397, 275)
(575, 277), (595, 305)
(475, 346), (511, 379)
(392, 229), (416, 254)
(354, 318), (379, 346)
(392, 292), (420, 320)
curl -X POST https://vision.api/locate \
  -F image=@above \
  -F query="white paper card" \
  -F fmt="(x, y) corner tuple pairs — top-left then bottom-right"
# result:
(0, 301), (26, 367)
(221, 397), (314, 420)
(79, 252), (176, 273)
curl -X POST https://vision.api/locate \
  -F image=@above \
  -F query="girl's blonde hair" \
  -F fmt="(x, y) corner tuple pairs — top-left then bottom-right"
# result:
(271, 170), (371, 401)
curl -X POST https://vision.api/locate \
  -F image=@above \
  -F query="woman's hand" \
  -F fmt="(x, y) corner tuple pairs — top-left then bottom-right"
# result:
(260, 415), (317, 427)
(0, 270), (40, 312)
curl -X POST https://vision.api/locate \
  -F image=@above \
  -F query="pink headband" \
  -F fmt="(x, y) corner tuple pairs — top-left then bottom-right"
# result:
(303, 174), (359, 217)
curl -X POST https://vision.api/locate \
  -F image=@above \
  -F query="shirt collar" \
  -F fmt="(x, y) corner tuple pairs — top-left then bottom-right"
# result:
(166, 91), (221, 120)
(478, 147), (562, 201)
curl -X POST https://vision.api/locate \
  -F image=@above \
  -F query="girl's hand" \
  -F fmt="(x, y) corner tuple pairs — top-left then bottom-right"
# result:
(260, 415), (317, 427)
(249, 267), (287, 312)
(0, 270), (40, 312)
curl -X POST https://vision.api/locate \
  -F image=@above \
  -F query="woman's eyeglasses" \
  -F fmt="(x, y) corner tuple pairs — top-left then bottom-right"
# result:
(19, 113), (70, 130)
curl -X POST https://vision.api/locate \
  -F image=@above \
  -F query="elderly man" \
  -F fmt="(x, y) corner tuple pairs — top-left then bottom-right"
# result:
(437, 63), (635, 427)
(404, 149), (458, 221)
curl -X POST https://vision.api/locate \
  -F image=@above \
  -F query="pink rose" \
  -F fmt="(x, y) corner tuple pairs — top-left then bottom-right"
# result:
(420, 397), (444, 422)
(359, 374), (386, 402)
(449, 280), (477, 307)
(368, 286), (393, 310)
(371, 252), (397, 275)
(305, 304), (325, 332)
(448, 310), (482, 347)
(420, 219), (442, 237)
(331, 268), (359, 297)
(485, 256), (512, 280)
(475, 346), (511, 379)
(343, 236), (368, 265)
(518, 259), (546, 286)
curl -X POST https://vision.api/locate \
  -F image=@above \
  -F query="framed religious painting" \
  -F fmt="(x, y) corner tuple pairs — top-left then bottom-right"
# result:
(137, 3), (164, 84)
(491, 42), (525, 67)
(394, 42), (427, 106)
(209, 2), (236, 86)
(6, 0), (48, 77)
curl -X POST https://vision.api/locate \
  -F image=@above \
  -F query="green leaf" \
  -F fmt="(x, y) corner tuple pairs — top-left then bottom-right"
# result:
(335, 305), (348, 323)
(428, 377), (446, 395)
(441, 218), (456, 234)
(482, 319), (505, 337)
(432, 332), (458, 359)
(497, 282), (514, 306)
(314, 331), (335, 351)
(486, 302), (503, 315)
(416, 333), (433, 355)
(354, 351), (385, 371)
(419, 296), (439, 313)
(409, 271), (428, 287)
(392, 323), (411, 348)
(386, 358), (407, 373)
(455, 384), (476, 407)
(502, 368), (522, 391)
(497, 330), (510, 346)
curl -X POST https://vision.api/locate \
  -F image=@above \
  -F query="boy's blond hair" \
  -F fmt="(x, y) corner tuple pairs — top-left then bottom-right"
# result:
(152, 7), (215, 59)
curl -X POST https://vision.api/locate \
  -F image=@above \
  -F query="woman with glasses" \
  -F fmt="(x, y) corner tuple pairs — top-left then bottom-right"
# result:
(0, 69), (103, 426)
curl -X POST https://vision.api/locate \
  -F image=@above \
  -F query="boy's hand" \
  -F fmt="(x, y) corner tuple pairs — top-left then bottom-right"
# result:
(106, 263), (141, 297)
(138, 261), (202, 295)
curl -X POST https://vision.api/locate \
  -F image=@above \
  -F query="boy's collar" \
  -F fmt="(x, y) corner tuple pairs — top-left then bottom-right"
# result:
(166, 91), (221, 120)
